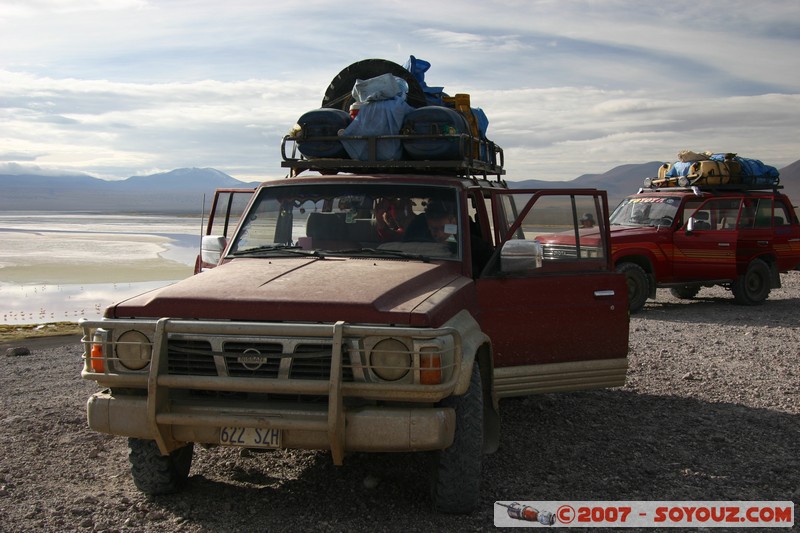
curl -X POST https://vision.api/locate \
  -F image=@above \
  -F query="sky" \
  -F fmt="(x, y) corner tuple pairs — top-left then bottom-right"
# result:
(1, 0), (799, 183)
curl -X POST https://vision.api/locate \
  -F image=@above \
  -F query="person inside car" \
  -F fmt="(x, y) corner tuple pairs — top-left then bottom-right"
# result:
(403, 200), (457, 243)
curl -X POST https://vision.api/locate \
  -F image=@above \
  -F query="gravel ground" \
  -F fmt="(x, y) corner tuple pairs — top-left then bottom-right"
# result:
(1, 274), (798, 532)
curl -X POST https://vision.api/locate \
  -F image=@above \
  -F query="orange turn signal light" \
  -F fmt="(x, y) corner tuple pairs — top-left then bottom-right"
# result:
(420, 352), (442, 385)
(90, 343), (105, 373)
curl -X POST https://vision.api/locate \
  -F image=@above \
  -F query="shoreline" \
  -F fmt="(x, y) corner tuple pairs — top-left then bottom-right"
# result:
(0, 279), (184, 325)
(0, 321), (82, 343)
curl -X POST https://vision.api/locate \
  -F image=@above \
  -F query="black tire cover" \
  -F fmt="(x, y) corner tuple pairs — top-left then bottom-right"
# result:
(322, 58), (427, 110)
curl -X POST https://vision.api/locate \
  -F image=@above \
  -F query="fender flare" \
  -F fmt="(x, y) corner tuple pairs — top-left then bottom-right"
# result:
(614, 253), (658, 297)
(442, 309), (500, 454)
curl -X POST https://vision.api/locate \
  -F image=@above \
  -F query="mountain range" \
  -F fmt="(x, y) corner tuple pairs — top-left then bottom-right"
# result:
(1, 161), (798, 213)
(0, 168), (260, 213)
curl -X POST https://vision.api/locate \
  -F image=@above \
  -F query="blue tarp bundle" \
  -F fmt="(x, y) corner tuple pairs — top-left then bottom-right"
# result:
(340, 97), (414, 160)
(339, 56), (492, 161)
(404, 55), (446, 106)
(665, 161), (693, 178)
(708, 153), (780, 181)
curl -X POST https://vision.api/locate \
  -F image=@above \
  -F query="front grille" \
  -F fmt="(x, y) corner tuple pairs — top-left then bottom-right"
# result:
(224, 341), (283, 378)
(541, 244), (601, 260)
(166, 337), (353, 381)
(167, 339), (217, 375)
(289, 344), (354, 381)
(542, 244), (578, 260)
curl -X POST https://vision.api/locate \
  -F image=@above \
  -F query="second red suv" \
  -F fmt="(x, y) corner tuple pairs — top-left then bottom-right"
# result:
(538, 184), (800, 312)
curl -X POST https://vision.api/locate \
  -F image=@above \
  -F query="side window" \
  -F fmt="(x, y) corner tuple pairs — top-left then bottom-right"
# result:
(198, 188), (254, 272)
(680, 199), (703, 228)
(774, 200), (793, 226)
(498, 194), (523, 240)
(705, 198), (741, 230)
(685, 198), (741, 230)
(206, 189), (253, 237)
(754, 199), (774, 229)
(488, 190), (608, 275)
(739, 199), (757, 229)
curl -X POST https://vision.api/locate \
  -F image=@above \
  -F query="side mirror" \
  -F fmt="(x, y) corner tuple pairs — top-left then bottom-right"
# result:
(500, 239), (542, 273)
(685, 217), (695, 235)
(200, 235), (227, 266)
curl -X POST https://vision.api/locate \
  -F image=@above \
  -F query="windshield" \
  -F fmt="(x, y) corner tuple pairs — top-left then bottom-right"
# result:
(228, 182), (461, 261)
(610, 196), (681, 227)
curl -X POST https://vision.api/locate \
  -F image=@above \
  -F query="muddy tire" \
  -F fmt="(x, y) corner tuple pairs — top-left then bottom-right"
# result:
(128, 438), (193, 495)
(431, 361), (483, 514)
(617, 262), (649, 313)
(732, 258), (771, 305)
(670, 285), (701, 300)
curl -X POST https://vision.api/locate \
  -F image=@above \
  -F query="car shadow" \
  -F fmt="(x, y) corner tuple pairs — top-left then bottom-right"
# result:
(146, 390), (799, 531)
(638, 290), (800, 328)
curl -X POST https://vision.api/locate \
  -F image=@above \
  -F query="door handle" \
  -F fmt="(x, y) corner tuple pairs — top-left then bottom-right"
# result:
(718, 242), (730, 247)
(594, 290), (616, 298)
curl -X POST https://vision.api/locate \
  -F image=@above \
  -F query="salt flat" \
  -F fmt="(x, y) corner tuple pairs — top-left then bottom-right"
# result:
(0, 212), (198, 324)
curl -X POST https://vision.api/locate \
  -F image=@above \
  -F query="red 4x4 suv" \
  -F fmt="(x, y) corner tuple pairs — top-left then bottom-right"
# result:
(541, 184), (800, 312)
(78, 58), (629, 514)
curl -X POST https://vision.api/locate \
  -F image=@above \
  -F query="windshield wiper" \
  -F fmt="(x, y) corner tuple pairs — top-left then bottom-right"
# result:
(332, 247), (431, 262)
(230, 244), (324, 258)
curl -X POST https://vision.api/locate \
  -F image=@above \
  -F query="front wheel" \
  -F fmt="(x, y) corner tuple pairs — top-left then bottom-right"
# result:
(431, 361), (483, 514)
(128, 438), (193, 495)
(616, 262), (649, 313)
(731, 259), (771, 305)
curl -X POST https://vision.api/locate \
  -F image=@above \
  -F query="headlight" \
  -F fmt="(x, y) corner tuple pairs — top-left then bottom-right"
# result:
(116, 330), (152, 370)
(369, 338), (411, 381)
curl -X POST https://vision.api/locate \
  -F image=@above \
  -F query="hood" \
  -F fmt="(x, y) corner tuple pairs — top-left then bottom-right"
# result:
(107, 257), (475, 327)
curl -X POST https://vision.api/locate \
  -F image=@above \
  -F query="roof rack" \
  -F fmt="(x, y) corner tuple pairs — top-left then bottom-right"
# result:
(280, 132), (505, 181)
(637, 183), (784, 196)
(641, 175), (781, 192)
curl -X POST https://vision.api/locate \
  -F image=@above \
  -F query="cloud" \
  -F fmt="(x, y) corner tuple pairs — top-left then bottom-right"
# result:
(412, 29), (530, 53)
(0, 161), (89, 176)
(0, 0), (797, 182)
(476, 85), (800, 179)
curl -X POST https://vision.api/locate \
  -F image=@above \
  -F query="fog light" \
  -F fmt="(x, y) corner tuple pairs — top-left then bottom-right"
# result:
(370, 339), (410, 381)
(116, 330), (151, 370)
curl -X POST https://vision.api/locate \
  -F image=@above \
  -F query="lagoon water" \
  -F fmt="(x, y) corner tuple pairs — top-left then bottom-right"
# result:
(0, 212), (202, 325)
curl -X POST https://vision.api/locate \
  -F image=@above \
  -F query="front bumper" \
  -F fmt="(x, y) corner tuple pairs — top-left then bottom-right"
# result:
(81, 317), (465, 463)
(87, 390), (455, 452)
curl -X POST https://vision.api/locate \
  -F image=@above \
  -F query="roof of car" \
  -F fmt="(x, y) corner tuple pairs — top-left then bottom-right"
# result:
(259, 172), (510, 191)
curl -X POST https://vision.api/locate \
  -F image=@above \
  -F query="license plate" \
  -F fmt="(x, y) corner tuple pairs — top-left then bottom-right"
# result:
(219, 426), (282, 448)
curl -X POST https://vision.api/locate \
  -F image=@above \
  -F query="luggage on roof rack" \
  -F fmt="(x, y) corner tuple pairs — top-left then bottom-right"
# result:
(644, 152), (780, 190)
(281, 57), (505, 179)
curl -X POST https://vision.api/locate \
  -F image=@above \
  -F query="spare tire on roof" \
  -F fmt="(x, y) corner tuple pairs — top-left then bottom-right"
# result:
(322, 58), (427, 111)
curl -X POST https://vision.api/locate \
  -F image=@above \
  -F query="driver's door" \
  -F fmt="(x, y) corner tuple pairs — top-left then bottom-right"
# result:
(673, 197), (740, 281)
(475, 189), (629, 396)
